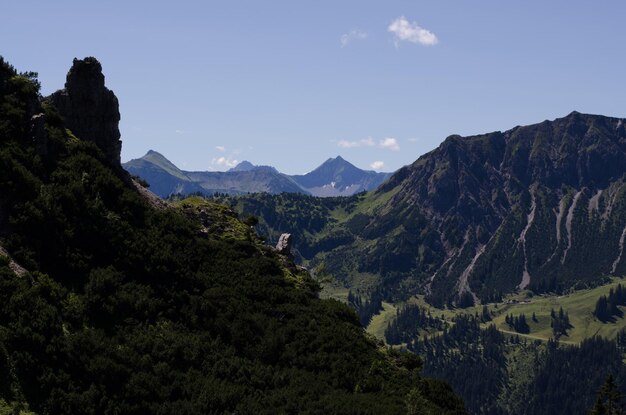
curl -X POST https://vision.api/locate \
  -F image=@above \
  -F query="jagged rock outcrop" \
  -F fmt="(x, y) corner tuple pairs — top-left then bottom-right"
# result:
(276, 233), (292, 255)
(0, 245), (27, 277)
(48, 57), (121, 164)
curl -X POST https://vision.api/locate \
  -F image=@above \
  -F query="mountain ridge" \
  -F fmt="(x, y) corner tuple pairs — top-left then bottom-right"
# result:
(124, 152), (391, 197)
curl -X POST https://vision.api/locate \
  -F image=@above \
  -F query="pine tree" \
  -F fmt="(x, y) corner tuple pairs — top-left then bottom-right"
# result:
(589, 374), (625, 415)
(596, 296), (610, 322)
(590, 396), (607, 415)
(481, 305), (491, 322)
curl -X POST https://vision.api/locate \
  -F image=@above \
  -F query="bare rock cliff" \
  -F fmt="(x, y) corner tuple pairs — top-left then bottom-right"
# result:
(48, 57), (121, 164)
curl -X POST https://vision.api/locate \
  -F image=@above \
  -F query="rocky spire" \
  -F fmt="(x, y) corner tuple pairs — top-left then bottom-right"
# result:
(49, 57), (122, 164)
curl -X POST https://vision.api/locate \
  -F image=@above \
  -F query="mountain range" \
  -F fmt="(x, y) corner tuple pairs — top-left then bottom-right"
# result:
(123, 151), (391, 197)
(228, 111), (626, 307)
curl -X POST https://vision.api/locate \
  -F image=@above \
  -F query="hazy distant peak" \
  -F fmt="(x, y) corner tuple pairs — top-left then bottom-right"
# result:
(144, 149), (167, 159)
(320, 155), (352, 168)
(123, 149), (190, 182)
(228, 160), (256, 172)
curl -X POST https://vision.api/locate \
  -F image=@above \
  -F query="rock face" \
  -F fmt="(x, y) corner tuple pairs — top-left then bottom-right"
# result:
(49, 57), (121, 164)
(358, 112), (626, 305)
(276, 233), (292, 255)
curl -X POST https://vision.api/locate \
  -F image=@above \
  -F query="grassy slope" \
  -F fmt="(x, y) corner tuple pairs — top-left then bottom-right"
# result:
(383, 277), (626, 344)
(489, 280), (626, 343)
(367, 302), (398, 340)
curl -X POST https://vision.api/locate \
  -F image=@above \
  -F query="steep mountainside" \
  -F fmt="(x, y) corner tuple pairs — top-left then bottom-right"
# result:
(369, 112), (626, 305)
(228, 113), (626, 306)
(0, 57), (464, 414)
(123, 153), (390, 197)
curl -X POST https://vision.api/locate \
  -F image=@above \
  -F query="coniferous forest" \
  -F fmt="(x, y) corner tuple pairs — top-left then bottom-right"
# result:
(383, 309), (626, 415)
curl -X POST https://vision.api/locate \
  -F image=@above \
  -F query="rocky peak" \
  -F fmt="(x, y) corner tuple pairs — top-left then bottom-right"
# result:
(48, 57), (121, 165)
(228, 161), (256, 172)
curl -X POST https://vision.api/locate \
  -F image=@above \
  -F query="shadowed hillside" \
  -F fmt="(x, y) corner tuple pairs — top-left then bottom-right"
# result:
(0, 56), (464, 414)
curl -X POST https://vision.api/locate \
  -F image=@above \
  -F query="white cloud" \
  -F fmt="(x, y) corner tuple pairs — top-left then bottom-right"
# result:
(370, 161), (385, 170)
(337, 137), (375, 148)
(175, 129), (185, 135)
(337, 136), (400, 151)
(379, 137), (400, 151)
(215, 145), (225, 152)
(211, 156), (239, 169)
(341, 30), (367, 47)
(388, 16), (438, 47)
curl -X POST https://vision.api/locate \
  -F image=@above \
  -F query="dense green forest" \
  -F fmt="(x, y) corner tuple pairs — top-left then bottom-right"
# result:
(0, 57), (465, 413)
(382, 304), (626, 415)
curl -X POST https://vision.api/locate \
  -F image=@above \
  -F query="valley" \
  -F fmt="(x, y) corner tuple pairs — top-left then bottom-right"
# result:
(149, 110), (626, 414)
(4, 53), (626, 415)
(207, 112), (626, 310)
(5, 1), (626, 413)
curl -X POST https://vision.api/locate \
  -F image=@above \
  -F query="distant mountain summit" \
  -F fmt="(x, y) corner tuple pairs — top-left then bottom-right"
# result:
(123, 150), (206, 196)
(228, 161), (279, 174)
(228, 161), (256, 172)
(292, 156), (391, 197)
(123, 153), (391, 197)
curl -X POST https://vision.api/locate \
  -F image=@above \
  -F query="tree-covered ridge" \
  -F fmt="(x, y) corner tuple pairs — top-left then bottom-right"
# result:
(0, 57), (465, 414)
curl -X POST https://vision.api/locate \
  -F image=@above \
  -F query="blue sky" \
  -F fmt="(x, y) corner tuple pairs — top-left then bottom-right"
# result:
(3, 1), (626, 174)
